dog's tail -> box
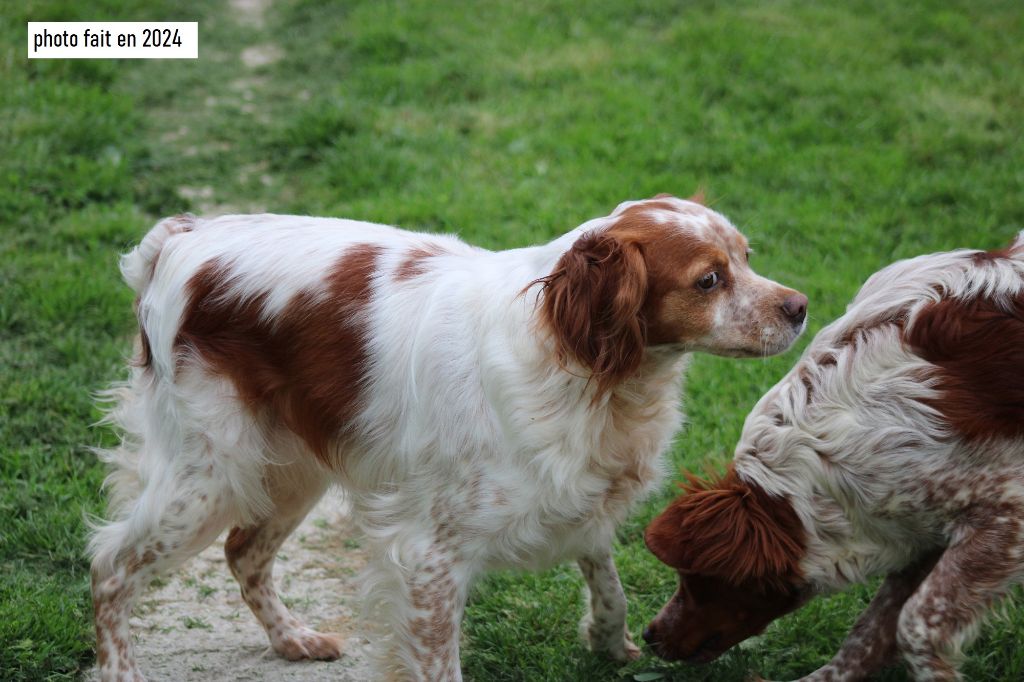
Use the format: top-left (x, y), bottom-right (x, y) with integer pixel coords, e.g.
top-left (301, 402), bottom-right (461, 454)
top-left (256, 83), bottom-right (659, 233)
top-left (90, 214), bottom-right (199, 568)
top-left (120, 214), bottom-right (196, 294)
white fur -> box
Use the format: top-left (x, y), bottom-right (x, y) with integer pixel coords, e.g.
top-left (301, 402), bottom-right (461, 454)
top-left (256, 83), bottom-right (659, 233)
top-left (736, 235), bottom-right (1024, 588)
top-left (733, 234), bottom-right (1024, 680)
top-left (89, 199), bottom-right (795, 681)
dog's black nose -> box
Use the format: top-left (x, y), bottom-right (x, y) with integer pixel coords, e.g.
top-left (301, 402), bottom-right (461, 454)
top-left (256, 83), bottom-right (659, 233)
top-left (781, 293), bottom-right (808, 324)
top-left (642, 627), bottom-right (654, 644)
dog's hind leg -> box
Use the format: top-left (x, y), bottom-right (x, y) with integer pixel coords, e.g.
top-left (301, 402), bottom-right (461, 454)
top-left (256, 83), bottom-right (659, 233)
top-left (89, 454), bottom-right (235, 682)
top-left (224, 460), bottom-right (343, 661)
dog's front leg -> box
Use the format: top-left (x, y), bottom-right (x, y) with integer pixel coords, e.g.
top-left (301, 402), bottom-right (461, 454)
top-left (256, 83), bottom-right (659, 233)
top-left (577, 549), bottom-right (641, 661)
top-left (792, 552), bottom-right (940, 682)
top-left (366, 539), bottom-right (473, 682)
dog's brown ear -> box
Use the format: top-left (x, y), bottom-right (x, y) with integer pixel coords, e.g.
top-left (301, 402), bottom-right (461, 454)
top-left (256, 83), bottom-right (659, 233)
top-left (644, 472), bottom-right (805, 587)
top-left (535, 231), bottom-right (647, 396)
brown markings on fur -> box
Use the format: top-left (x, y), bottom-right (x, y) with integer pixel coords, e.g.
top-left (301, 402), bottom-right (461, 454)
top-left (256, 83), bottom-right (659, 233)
top-left (147, 213), bottom-right (195, 286)
top-left (644, 467), bottom-right (806, 588)
top-left (493, 488), bottom-right (508, 506)
top-left (896, 510), bottom-right (1024, 678)
top-left (903, 292), bottom-right (1024, 442)
top-left (91, 567), bottom-right (135, 674)
top-left (224, 526), bottom-right (255, 558)
top-left (134, 329), bottom-right (153, 369)
top-left (408, 567), bottom-right (460, 676)
top-left (395, 243), bottom-right (446, 281)
top-left (793, 314), bottom-right (909, 409)
top-left (785, 553), bottom-right (940, 680)
top-left (644, 571), bottom-right (804, 663)
top-left (176, 245), bottom-right (382, 463)
top-left (816, 351), bottom-right (838, 367)
top-left (836, 314), bottom-right (907, 348)
top-left (610, 203), bottom-right (726, 348)
top-left (529, 222), bottom-right (650, 396)
top-left (970, 236), bottom-right (1019, 264)
top-left (132, 296), bottom-right (154, 369)
top-left (170, 214), bottom-right (194, 232)
top-left (643, 468), bottom-right (808, 663)
top-left (971, 249), bottom-right (1013, 264)
top-left (629, 199), bottom-right (687, 215)
top-left (125, 548), bottom-right (157, 574)
top-left (798, 366), bottom-right (815, 403)
top-left (652, 190), bottom-right (707, 205)
top-left (154, 213), bottom-right (193, 250)
top-left (528, 200), bottom-right (727, 397)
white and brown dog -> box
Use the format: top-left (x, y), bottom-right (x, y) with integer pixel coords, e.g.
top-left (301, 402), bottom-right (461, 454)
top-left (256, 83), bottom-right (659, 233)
top-left (644, 235), bottom-right (1024, 681)
top-left (88, 195), bottom-right (806, 681)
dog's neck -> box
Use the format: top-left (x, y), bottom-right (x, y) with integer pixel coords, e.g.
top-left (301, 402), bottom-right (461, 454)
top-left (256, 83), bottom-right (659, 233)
top-left (735, 437), bottom-right (937, 593)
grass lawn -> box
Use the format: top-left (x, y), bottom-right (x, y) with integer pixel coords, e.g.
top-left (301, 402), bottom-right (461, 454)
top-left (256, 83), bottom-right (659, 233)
top-left (2, 0), bottom-right (1023, 679)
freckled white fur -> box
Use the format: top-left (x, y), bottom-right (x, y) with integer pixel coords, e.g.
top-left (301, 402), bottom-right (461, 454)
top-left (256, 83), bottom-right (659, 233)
top-left (88, 199), bottom-right (795, 681)
top-left (735, 235), bottom-right (1024, 588)
top-left (731, 234), bottom-right (1024, 681)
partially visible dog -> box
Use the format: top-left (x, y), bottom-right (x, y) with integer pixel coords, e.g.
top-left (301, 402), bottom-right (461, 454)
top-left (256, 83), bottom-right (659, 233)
top-left (643, 234), bottom-right (1024, 681)
top-left (89, 194), bottom-right (806, 681)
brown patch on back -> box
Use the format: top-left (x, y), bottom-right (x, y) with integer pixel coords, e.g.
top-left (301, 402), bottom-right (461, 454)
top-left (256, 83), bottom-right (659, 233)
top-left (970, 234), bottom-right (1020, 264)
top-left (903, 291), bottom-right (1024, 442)
top-left (644, 467), bottom-right (806, 589)
top-left (175, 245), bottom-right (382, 463)
top-left (395, 244), bottom-right (446, 281)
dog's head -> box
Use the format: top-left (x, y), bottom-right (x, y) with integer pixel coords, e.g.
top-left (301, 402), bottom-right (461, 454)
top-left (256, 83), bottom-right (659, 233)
top-left (642, 469), bottom-right (808, 663)
top-left (536, 194), bottom-right (807, 394)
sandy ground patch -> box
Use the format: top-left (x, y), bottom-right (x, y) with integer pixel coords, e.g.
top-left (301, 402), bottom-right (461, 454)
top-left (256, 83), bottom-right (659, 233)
top-left (84, 492), bottom-right (373, 681)
top-left (229, 0), bottom-right (272, 27)
top-left (241, 44), bottom-right (284, 68)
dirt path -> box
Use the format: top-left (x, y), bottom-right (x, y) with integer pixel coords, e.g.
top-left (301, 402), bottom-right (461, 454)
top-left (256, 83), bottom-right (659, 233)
top-left (84, 492), bottom-right (373, 681)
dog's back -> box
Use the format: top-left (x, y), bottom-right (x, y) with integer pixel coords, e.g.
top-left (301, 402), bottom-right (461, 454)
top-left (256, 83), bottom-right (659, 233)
top-left (644, 234), bottom-right (1024, 678)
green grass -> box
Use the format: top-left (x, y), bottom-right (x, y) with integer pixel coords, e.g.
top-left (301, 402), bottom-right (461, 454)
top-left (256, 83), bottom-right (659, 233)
top-left (2, 0), bottom-right (1023, 679)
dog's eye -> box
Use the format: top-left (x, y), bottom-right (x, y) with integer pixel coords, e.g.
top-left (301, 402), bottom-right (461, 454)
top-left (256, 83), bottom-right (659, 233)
top-left (697, 272), bottom-right (720, 290)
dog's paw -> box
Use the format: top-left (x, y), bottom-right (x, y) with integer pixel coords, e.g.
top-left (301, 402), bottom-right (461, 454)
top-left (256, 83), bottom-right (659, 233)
top-left (579, 614), bottom-right (642, 661)
top-left (273, 628), bottom-right (345, 661)
top-left (610, 634), bottom-right (643, 662)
